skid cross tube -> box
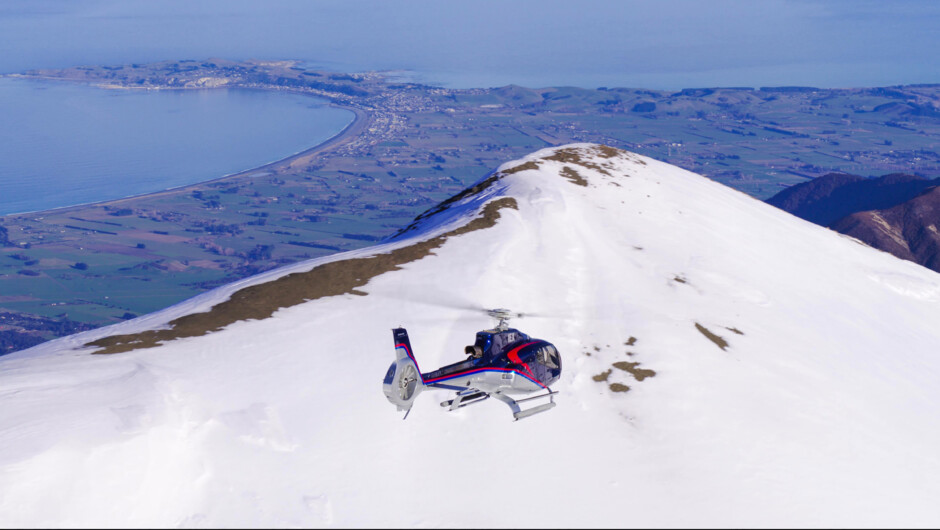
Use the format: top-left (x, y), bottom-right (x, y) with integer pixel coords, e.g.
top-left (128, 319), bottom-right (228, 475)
top-left (442, 389), bottom-right (490, 411)
top-left (511, 389), bottom-right (558, 405)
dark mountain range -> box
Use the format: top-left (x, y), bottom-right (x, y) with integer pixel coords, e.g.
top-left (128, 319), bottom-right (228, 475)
top-left (767, 173), bottom-right (940, 272)
top-left (766, 172), bottom-right (939, 226)
top-left (831, 186), bottom-right (940, 272)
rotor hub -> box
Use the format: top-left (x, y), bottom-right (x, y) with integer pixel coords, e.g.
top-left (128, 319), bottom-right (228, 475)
top-left (487, 308), bottom-right (513, 330)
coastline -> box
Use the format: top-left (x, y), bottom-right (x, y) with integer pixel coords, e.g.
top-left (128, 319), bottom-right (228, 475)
top-left (2, 102), bottom-right (370, 218)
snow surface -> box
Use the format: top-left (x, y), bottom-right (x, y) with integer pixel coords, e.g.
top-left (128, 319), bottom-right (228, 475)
top-left (2, 144), bottom-right (940, 527)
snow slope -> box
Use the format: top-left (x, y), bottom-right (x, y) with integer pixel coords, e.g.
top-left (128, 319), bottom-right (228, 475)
top-left (2, 144), bottom-right (940, 527)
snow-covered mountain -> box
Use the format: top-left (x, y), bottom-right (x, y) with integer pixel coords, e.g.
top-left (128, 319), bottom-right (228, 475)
top-left (2, 144), bottom-right (940, 527)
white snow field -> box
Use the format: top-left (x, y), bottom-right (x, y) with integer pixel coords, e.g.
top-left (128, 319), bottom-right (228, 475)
top-left (2, 144), bottom-right (940, 528)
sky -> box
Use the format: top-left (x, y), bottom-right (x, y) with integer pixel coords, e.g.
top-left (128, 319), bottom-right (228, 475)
top-left (1, 0), bottom-right (938, 88)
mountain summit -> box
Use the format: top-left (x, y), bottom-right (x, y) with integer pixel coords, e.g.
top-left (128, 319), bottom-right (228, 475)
top-left (2, 144), bottom-right (939, 527)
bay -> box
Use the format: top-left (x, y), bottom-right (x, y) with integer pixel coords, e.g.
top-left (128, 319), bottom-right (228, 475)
top-left (0, 78), bottom-right (353, 215)
top-left (0, 0), bottom-right (936, 214)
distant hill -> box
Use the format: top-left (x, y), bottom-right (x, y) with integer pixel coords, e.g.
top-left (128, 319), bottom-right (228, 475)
top-left (766, 172), bottom-right (939, 226)
top-left (832, 186), bottom-right (940, 272)
top-left (767, 173), bottom-right (940, 272)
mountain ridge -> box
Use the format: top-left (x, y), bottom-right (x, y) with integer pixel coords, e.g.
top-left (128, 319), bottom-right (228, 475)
top-left (2, 144), bottom-right (939, 527)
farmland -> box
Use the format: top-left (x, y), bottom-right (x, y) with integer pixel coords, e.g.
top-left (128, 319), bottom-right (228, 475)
top-left (1, 59), bottom-right (938, 351)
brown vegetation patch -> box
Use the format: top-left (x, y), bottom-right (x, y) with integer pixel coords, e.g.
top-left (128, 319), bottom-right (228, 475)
top-left (609, 383), bottom-right (630, 393)
top-left (541, 147), bottom-right (612, 176)
top-left (672, 275), bottom-right (687, 284)
top-left (499, 160), bottom-right (541, 175)
top-left (625, 337), bottom-right (637, 346)
top-left (612, 361), bottom-right (656, 381)
top-left (560, 166), bottom-right (589, 187)
top-left (592, 369), bottom-right (612, 382)
top-left (86, 198), bottom-right (518, 354)
top-left (695, 322), bottom-right (728, 351)
top-left (594, 145), bottom-right (622, 159)
top-left (726, 327), bottom-right (745, 335)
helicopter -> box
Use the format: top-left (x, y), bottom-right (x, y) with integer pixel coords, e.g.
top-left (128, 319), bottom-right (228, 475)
top-left (382, 309), bottom-right (562, 421)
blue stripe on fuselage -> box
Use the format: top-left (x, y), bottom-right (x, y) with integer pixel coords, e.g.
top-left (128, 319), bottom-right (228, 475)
top-left (423, 367), bottom-right (546, 389)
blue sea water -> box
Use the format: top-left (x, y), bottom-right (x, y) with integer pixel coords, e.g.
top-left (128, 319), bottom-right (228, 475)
top-left (1, 0), bottom-right (937, 90)
top-left (0, 79), bottom-right (352, 215)
top-left (0, 0), bottom-right (937, 213)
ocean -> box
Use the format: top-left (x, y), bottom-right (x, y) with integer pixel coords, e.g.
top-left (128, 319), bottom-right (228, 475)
top-left (1, 0), bottom-right (937, 89)
top-left (0, 0), bottom-right (936, 213)
top-left (0, 78), bottom-right (352, 215)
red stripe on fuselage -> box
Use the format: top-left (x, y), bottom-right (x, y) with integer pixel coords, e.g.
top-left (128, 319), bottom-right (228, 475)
top-left (507, 341), bottom-right (539, 381)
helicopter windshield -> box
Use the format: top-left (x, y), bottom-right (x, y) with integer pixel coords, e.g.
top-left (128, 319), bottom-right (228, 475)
top-left (536, 344), bottom-right (560, 369)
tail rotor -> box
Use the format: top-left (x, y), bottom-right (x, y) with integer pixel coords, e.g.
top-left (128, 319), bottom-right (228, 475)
top-left (382, 328), bottom-right (425, 418)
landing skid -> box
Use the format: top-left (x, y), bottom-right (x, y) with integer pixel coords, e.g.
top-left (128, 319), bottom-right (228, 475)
top-left (440, 388), bottom-right (558, 421)
top-left (493, 390), bottom-right (557, 421)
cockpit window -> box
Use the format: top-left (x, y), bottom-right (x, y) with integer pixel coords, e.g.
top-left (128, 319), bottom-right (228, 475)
top-left (537, 345), bottom-right (560, 369)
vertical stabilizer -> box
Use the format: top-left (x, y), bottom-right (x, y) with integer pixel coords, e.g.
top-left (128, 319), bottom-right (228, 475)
top-left (384, 328), bottom-right (424, 415)
top-left (393, 327), bottom-right (419, 367)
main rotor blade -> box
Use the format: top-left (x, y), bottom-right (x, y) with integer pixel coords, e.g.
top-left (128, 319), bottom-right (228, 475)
top-left (363, 284), bottom-right (578, 321)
